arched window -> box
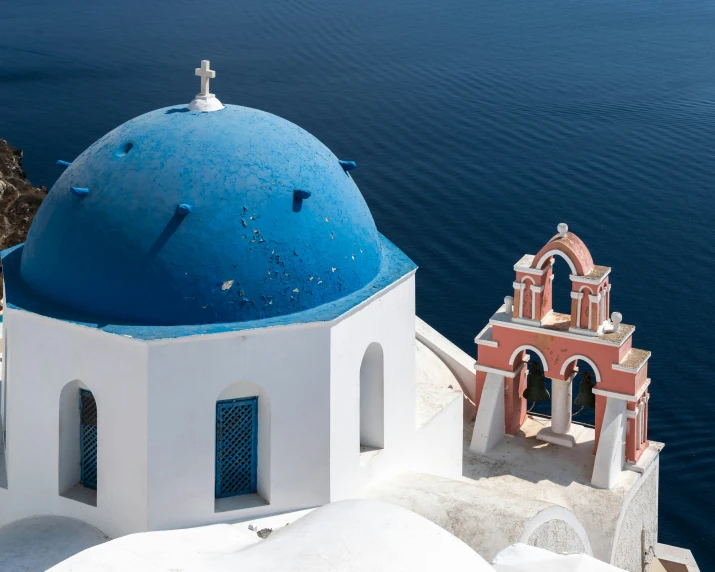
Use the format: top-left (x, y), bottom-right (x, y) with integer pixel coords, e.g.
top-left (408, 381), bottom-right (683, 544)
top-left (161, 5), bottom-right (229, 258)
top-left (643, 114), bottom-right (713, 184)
top-left (214, 380), bottom-right (268, 511)
top-left (360, 343), bottom-right (384, 451)
top-left (58, 381), bottom-right (97, 506)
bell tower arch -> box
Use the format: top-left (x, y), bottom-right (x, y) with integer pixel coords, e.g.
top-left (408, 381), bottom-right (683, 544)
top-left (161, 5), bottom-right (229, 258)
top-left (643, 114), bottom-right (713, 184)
top-left (509, 223), bottom-right (613, 336)
top-left (471, 224), bottom-right (652, 490)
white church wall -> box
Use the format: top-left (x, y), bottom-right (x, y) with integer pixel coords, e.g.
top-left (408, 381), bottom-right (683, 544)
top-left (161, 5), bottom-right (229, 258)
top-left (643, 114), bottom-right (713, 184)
top-left (0, 270), bottom-right (462, 538)
top-left (1, 314), bottom-right (8, 490)
top-left (1, 313), bottom-right (7, 442)
top-left (144, 323), bottom-right (332, 530)
top-left (611, 458), bottom-right (659, 572)
top-left (0, 308), bottom-right (149, 539)
top-left (328, 274), bottom-right (418, 499)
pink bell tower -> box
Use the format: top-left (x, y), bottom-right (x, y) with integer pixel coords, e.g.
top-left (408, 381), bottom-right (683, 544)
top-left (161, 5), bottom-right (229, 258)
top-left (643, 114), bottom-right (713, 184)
top-left (471, 224), bottom-right (651, 489)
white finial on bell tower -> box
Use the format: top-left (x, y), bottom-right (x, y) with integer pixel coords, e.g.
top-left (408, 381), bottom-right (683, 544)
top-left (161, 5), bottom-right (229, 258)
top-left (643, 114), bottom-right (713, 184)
top-left (189, 60), bottom-right (225, 112)
top-left (557, 223), bottom-right (568, 238)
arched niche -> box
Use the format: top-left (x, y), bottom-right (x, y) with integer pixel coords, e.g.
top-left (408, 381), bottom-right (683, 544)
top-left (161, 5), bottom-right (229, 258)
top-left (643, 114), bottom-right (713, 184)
top-left (520, 276), bottom-right (536, 319)
top-left (58, 379), bottom-right (97, 506)
top-left (360, 342), bottom-right (385, 450)
top-left (215, 380), bottom-right (270, 508)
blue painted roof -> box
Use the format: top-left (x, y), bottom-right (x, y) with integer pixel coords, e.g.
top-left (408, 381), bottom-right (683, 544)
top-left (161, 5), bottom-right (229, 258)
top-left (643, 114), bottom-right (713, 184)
top-left (2, 236), bottom-right (416, 340)
top-left (19, 104), bottom-right (390, 326)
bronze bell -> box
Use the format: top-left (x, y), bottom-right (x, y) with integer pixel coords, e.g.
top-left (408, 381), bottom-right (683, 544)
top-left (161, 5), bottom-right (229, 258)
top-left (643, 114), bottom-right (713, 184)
top-left (574, 371), bottom-right (596, 409)
top-left (523, 362), bottom-right (550, 402)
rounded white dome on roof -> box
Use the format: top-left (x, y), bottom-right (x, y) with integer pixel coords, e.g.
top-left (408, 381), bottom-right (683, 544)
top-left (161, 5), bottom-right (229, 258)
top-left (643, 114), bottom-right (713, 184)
top-left (49, 500), bottom-right (494, 572)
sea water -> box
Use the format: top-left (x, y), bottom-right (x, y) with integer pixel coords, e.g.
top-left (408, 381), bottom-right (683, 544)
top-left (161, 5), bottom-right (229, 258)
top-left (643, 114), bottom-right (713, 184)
top-left (1, 0), bottom-right (713, 565)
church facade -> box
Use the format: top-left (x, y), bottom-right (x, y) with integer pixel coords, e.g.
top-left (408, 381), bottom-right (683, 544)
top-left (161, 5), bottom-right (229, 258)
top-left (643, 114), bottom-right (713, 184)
top-left (0, 61), bottom-right (682, 571)
top-left (0, 62), bottom-right (462, 538)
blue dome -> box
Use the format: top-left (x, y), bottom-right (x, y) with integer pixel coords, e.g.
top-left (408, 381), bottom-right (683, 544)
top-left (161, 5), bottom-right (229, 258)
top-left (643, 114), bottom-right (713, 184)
top-left (19, 104), bottom-right (382, 325)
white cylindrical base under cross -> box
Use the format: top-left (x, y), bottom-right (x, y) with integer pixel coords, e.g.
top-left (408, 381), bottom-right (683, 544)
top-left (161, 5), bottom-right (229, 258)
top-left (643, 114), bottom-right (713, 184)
top-left (550, 378), bottom-right (573, 435)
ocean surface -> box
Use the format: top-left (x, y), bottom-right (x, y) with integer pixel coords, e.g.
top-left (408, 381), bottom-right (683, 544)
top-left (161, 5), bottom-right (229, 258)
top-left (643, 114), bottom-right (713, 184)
top-left (1, 0), bottom-right (714, 565)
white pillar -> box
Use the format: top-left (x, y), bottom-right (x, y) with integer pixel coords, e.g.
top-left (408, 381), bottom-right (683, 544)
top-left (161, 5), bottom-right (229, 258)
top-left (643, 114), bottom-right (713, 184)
top-left (470, 372), bottom-right (505, 455)
top-left (550, 378), bottom-right (573, 435)
top-left (592, 396), bottom-right (627, 489)
top-left (536, 371), bottom-right (578, 447)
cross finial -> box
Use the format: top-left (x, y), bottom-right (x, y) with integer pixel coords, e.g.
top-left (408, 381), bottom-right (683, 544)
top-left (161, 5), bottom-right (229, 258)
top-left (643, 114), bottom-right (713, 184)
top-left (188, 59), bottom-right (224, 112)
top-left (195, 60), bottom-right (216, 96)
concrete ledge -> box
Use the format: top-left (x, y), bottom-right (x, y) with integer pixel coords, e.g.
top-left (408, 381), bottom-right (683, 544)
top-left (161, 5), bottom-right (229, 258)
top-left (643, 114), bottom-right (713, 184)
top-left (625, 440), bottom-right (663, 475)
top-left (654, 543), bottom-right (700, 572)
top-left (60, 484), bottom-right (97, 508)
top-left (214, 493), bottom-right (268, 514)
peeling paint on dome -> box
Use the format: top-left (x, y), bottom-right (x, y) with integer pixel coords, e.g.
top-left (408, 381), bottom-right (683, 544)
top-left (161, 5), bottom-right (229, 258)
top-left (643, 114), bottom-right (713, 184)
top-left (19, 104), bottom-right (385, 326)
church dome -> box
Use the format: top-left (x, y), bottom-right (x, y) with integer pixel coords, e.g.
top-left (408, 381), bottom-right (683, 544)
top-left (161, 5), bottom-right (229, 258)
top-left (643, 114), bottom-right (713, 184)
top-left (19, 104), bottom-right (382, 325)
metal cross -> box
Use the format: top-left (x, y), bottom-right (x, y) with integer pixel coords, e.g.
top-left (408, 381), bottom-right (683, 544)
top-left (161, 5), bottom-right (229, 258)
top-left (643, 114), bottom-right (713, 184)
top-left (195, 60), bottom-right (216, 96)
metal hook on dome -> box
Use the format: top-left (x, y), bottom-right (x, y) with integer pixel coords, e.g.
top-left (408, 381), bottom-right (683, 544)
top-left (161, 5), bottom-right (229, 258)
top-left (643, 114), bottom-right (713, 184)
top-left (176, 203), bottom-right (193, 216)
top-left (293, 189), bottom-right (312, 212)
top-left (70, 187), bottom-right (90, 197)
top-left (339, 160), bottom-right (357, 173)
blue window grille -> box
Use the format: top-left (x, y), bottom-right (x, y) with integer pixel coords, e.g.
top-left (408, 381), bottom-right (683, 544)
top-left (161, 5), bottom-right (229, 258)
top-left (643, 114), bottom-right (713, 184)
top-left (79, 389), bottom-right (97, 489)
top-left (215, 397), bottom-right (258, 498)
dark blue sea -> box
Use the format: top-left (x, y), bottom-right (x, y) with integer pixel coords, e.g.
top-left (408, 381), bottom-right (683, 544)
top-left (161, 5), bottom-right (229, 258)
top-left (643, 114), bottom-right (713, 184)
top-left (1, 0), bottom-right (714, 566)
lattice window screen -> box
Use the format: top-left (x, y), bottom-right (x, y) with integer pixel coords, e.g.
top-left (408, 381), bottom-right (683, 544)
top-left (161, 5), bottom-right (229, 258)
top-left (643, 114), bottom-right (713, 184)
top-left (215, 397), bottom-right (258, 497)
top-left (80, 389), bottom-right (98, 490)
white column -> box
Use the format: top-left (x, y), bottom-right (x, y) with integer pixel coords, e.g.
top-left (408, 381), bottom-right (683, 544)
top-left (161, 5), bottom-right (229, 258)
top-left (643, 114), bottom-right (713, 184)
top-left (536, 371), bottom-right (578, 447)
top-left (470, 372), bottom-right (505, 455)
top-left (576, 292), bottom-right (584, 328)
top-left (588, 294), bottom-right (601, 329)
top-left (592, 396), bottom-right (627, 489)
top-left (550, 378), bottom-right (573, 435)
top-left (513, 282), bottom-right (525, 318)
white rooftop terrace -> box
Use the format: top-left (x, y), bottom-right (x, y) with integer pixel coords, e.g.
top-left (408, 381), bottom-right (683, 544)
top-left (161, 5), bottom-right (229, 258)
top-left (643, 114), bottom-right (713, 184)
top-left (369, 415), bottom-right (663, 568)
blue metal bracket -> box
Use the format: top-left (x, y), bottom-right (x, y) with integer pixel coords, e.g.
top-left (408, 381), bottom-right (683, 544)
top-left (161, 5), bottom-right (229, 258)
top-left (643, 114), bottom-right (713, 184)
top-left (57, 160), bottom-right (72, 168)
top-left (70, 187), bottom-right (90, 197)
top-left (339, 160), bottom-right (357, 172)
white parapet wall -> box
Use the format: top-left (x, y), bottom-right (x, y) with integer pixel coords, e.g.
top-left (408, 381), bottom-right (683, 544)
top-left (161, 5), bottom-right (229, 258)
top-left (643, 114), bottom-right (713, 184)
top-left (415, 316), bottom-right (477, 417)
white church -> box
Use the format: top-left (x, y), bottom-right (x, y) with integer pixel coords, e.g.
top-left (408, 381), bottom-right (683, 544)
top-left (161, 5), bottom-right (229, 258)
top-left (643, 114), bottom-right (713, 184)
top-left (0, 62), bottom-right (698, 572)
